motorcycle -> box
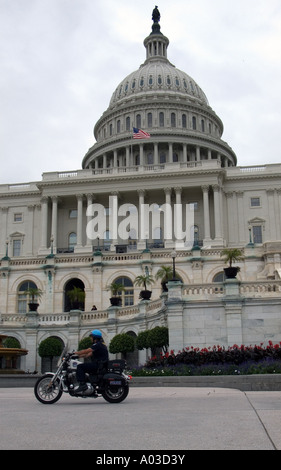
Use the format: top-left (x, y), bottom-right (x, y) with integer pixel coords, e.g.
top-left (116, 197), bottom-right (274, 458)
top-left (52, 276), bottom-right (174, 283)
top-left (34, 348), bottom-right (131, 404)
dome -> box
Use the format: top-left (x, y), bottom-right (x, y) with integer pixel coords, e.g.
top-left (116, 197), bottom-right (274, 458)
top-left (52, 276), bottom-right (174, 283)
top-left (109, 60), bottom-right (209, 110)
top-left (108, 20), bottom-right (209, 110)
top-left (82, 8), bottom-right (237, 171)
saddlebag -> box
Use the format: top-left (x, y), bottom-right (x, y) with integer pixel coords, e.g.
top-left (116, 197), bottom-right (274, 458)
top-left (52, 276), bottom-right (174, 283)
top-left (103, 372), bottom-right (127, 387)
top-left (107, 359), bottom-right (126, 373)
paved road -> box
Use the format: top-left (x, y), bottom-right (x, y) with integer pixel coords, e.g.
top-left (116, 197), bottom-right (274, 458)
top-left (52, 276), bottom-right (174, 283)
top-left (0, 387), bottom-right (280, 450)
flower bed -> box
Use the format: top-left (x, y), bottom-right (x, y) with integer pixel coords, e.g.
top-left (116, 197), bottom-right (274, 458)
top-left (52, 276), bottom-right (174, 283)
top-left (131, 342), bottom-right (281, 376)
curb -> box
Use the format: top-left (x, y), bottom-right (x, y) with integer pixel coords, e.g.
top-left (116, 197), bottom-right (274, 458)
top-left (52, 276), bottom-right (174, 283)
top-left (1, 373), bottom-right (281, 391)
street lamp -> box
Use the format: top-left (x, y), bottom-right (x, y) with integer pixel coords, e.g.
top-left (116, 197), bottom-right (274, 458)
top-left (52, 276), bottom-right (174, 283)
top-left (170, 250), bottom-right (177, 281)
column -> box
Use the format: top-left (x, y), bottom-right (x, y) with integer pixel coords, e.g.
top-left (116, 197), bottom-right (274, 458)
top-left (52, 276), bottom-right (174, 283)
top-left (267, 189), bottom-right (277, 240)
top-left (139, 144), bottom-right (144, 166)
top-left (196, 146), bottom-right (201, 162)
top-left (154, 143), bottom-right (159, 165)
top-left (86, 194), bottom-right (93, 247)
top-left (0, 208), bottom-right (8, 257)
top-left (168, 143), bottom-right (173, 163)
top-left (76, 194), bottom-right (83, 248)
top-left (137, 189), bottom-right (146, 250)
top-left (164, 188), bottom-right (173, 247)
top-left (110, 191), bottom-right (119, 250)
top-left (103, 154), bottom-right (107, 169)
top-left (26, 205), bottom-right (35, 256)
top-left (51, 196), bottom-right (58, 252)
top-left (40, 197), bottom-right (49, 252)
top-left (174, 187), bottom-right (184, 247)
top-left (202, 185), bottom-right (211, 243)
top-left (225, 192), bottom-right (235, 245)
top-left (237, 191), bottom-right (246, 244)
top-left (212, 185), bottom-right (223, 245)
top-left (183, 144), bottom-right (187, 163)
top-left (126, 146), bottom-right (130, 168)
top-left (113, 150), bottom-right (118, 167)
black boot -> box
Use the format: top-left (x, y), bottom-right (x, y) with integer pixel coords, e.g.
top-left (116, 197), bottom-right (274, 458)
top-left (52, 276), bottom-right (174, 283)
top-left (75, 382), bottom-right (87, 393)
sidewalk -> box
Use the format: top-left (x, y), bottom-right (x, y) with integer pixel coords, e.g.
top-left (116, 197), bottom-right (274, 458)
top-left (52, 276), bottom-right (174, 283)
top-left (0, 387), bottom-right (280, 450)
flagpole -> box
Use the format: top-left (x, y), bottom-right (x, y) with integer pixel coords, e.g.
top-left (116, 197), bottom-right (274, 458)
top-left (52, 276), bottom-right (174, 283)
top-left (131, 125), bottom-right (134, 166)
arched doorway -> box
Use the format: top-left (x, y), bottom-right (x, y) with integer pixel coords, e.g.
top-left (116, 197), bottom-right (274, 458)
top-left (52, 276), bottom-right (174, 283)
top-left (123, 331), bottom-right (138, 367)
top-left (64, 278), bottom-right (85, 312)
top-left (40, 336), bottom-right (65, 373)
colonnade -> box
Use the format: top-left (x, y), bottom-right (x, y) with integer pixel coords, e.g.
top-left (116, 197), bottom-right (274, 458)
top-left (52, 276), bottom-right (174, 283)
top-left (39, 184), bottom-right (224, 254)
top-left (86, 141), bottom-right (233, 171)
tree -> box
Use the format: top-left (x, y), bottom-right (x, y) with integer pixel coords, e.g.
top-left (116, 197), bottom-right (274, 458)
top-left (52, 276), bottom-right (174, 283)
top-left (3, 337), bottom-right (21, 349)
top-left (136, 330), bottom-right (150, 351)
top-left (147, 326), bottom-right (169, 354)
top-left (155, 266), bottom-right (180, 291)
top-left (24, 287), bottom-right (43, 303)
top-left (38, 337), bottom-right (63, 372)
top-left (136, 327), bottom-right (169, 355)
top-left (78, 337), bottom-right (92, 350)
top-left (66, 286), bottom-right (85, 310)
top-left (134, 274), bottom-right (154, 291)
top-left (109, 333), bottom-right (135, 358)
top-left (220, 248), bottom-right (244, 268)
top-left (107, 282), bottom-right (125, 297)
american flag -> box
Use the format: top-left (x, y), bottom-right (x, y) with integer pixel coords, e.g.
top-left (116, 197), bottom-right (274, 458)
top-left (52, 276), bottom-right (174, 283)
top-left (133, 127), bottom-right (151, 139)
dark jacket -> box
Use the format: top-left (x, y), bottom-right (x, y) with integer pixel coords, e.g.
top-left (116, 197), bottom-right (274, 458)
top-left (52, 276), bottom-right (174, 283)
top-left (91, 341), bottom-right (108, 363)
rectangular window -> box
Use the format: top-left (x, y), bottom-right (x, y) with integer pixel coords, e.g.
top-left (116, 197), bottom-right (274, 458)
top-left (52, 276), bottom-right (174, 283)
top-left (251, 197), bottom-right (261, 207)
top-left (69, 209), bottom-right (77, 218)
top-left (253, 225), bottom-right (262, 243)
top-left (13, 240), bottom-right (21, 257)
top-left (14, 213), bottom-right (23, 222)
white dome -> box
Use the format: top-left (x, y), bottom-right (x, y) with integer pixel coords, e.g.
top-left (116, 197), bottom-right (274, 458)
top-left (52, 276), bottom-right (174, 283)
top-left (109, 60), bottom-right (209, 109)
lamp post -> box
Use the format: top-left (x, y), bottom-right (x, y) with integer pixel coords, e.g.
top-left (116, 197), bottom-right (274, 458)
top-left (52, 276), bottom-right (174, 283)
top-left (247, 225), bottom-right (254, 247)
top-left (171, 250), bottom-right (177, 281)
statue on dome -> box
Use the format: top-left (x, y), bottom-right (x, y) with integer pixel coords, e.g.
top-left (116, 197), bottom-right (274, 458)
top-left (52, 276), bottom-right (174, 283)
top-left (152, 6), bottom-right (160, 24)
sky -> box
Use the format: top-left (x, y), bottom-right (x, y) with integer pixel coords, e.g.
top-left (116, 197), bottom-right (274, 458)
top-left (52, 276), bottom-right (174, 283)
top-left (0, 0), bottom-right (281, 184)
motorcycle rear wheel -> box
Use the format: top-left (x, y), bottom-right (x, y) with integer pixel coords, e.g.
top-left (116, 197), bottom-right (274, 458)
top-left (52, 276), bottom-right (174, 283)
top-left (102, 383), bottom-right (129, 403)
top-left (34, 373), bottom-right (63, 404)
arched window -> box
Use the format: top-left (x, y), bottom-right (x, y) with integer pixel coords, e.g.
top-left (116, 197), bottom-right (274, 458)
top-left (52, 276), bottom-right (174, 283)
top-left (171, 113), bottom-right (176, 128)
top-left (136, 114), bottom-right (141, 128)
top-left (159, 112), bottom-right (164, 127)
top-left (68, 232), bottom-right (76, 252)
top-left (126, 116), bottom-right (130, 131)
top-left (182, 114), bottom-right (187, 128)
top-left (147, 113), bottom-right (153, 128)
top-left (64, 278), bottom-right (85, 312)
top-left (213, 272), bottom-right (225, 283)
top-left (117, 120), bottom-right (121, 133)
top-left (114, 277), bottom-right (134, 306)
top-left (18, 280), bottom-right (38, 313)
top-left (192, 116), bottom-right (197, 130)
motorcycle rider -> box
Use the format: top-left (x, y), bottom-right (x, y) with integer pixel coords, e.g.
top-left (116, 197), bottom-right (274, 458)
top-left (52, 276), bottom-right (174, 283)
top-left (74, 329), bottom-right (109, 393)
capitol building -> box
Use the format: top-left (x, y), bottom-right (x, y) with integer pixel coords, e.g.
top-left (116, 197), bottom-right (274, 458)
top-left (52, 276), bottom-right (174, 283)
top-left (1, 8), bottom-right (281, 371)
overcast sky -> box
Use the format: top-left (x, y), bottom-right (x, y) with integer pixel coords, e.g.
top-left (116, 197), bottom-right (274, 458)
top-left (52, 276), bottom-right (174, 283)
top-left (1, 0), bottom-right (281, 184)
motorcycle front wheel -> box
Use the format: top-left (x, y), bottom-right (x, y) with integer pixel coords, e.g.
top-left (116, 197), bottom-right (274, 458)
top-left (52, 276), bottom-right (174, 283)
top-left (102, 383), bottom-right (129, 403)
top-left (34, 373), bottom-right (63, 404)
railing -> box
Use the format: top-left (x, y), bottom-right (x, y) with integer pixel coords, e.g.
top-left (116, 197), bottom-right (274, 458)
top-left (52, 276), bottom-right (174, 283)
top-left (0, 298), bottom-right (165, 327)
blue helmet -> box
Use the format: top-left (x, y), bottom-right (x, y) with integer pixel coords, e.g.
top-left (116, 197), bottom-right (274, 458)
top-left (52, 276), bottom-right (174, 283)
top-left (90, 329), bottom-right (102, 339)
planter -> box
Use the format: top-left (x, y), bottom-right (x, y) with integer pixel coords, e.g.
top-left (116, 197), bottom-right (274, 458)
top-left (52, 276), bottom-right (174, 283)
top-left (224, 267), bottom-right (239, 279)
top-left (139, 290), bottom-right (152, 300)
top-left (110, 297), bottom-right (122, 306)
top-left (28, 303), bottom-right (39, 312)
top-left (161, 281), bottom-right (168, 292)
